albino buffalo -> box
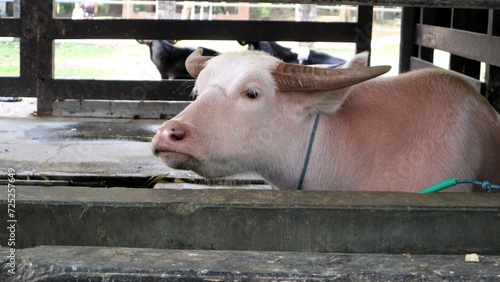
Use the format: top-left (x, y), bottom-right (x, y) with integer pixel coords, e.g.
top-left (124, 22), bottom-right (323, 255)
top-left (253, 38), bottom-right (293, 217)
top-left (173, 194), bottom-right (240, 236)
top-left (152, 49), bottom-right (500, 192)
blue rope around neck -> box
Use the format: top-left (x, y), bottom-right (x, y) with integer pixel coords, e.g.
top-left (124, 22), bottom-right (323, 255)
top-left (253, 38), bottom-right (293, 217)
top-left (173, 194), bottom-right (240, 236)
top-left (456, 179), bottom-right (500, 192)
top-left (298, 112), bottom-right (320, 190)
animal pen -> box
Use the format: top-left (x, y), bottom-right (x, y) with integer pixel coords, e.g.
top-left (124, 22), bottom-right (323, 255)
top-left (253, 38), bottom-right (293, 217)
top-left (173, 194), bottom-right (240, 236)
top-left (0, 0), bottom-right (500, 280)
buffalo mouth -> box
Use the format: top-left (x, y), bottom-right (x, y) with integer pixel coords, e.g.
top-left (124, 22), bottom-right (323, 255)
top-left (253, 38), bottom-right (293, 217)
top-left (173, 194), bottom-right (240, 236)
top-left (154, 149), bottom-right (234, 179)
top-left (154, 149), bottom-right (200, 170)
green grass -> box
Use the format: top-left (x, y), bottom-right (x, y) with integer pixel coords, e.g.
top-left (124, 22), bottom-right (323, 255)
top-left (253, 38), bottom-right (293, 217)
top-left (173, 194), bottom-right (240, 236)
top-left (0, 39), bottom-right (156, 80)
top-left (0, 41), bottom-right (19, 62)
top-left (55, 42), bottom-right (118, 59)
top-left (0, 66), bottom-right (19, 76)
top-left (55, 43), bottom-right (156, 80)
top-left (0, 41), bottom-right (20, 76)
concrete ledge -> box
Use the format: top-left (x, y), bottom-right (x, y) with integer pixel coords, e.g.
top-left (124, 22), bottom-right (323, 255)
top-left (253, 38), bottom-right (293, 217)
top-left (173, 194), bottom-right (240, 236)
top-left (1, 246), bottom-right (499, 281)
top-left (52, 100), bottom-right (190, 119)
top-left (1, 186), bottom-right (499, 254)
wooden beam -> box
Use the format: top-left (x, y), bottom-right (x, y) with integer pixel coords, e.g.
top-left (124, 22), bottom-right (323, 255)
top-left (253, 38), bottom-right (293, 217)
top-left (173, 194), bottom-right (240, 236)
top-left (46, 20), bottom-right (360, 43)
top-left (416, 24), bottom-right (500, 67)
top-left (2, 186), bottom-right (500, 254)
top-left (4, 246), bottom-right (500, 281)
top-left (46, 79), bottom-right (195, 101)
top-left (0, 19), bottom-right (21, 37)
top-left (399, 7), bottom-right (417, 73)
top-left (0, 78), bottom-right (35, 97)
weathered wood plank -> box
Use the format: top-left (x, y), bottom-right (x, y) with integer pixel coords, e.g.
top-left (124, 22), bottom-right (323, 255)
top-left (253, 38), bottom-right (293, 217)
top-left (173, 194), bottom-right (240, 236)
top-left (52, 100), bottom-right (190, 119)
top-left (0, 19), bottom-right (21, 37)
top-left (398, 7), bottom-right (417, 73)
top-left (20, 0), bottom-right (54, 115)
top-left (0, 78), bottom-right (35, 97)
top-left (416, 24), bottom-right (500, 67)
top-left (46, 79), bottom-right (195, 101)
top-left (154, 182), bottom-right (273, 190)
top-left (2, 246), bottom-right (499, 281)
top-left (47, 20), bottom-right (360, 43)
top-left (1, 186), bottom-right (499, 254)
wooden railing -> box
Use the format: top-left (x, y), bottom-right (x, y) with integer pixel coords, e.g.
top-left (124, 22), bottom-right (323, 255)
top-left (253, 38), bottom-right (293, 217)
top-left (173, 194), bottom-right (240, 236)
top-left (399, 7), bottom-right (500, 110)
top-left (0, 0), bottom-right (374, 115)
top-left (0, 0), bottom-right (499, 115)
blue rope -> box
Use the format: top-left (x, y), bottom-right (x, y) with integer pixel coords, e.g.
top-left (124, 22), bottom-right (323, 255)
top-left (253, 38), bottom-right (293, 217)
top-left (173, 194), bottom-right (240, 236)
top-left (419, 178), bottom-right (500, 193)
top-left (456, 179), bottom-right (500, 192)
top-left (298, 112), bottom-right (320, 190)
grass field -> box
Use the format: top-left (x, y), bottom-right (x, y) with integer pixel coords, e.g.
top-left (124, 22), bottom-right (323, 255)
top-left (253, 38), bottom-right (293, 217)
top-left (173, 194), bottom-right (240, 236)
top-left (0, 20), bottom-right (402, 80)
top-left (0, 41), bottom-right (19, 77)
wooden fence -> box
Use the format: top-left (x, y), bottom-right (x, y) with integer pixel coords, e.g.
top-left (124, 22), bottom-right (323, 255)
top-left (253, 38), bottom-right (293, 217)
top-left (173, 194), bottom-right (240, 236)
top-left (0, 0), bottom-right (499, 115)
top-left (400, 7), bottom-right (500, 110)
top-left (0, 0), bottom-right (373, 115)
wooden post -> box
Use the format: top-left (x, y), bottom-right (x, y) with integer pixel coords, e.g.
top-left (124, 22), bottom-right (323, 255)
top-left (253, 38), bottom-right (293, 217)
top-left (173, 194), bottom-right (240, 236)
top-left (449, 9), bottom-right (488, 79)
top-left (21, 0), bottom-right (54, 116)
top-left (399, 7), bottom-right (417, 73)
top-left (486, 9), bottom-right (500, 111)
top-left (354, 6), bottom-right (373, 57)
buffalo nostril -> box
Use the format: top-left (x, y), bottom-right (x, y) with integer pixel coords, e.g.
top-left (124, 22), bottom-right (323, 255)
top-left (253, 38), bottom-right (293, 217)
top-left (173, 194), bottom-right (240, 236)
top-left (170, 128), bottom-right (187, 141)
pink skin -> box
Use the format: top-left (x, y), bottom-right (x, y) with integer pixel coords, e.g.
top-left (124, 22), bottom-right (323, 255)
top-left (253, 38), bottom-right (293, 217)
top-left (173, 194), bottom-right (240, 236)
top-left (152, 51), bottom-right (500, 192)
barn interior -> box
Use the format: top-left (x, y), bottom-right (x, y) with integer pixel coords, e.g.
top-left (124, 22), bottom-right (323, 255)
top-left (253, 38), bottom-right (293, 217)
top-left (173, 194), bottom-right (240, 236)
top-left (1, 0), bottom-right (500, 280)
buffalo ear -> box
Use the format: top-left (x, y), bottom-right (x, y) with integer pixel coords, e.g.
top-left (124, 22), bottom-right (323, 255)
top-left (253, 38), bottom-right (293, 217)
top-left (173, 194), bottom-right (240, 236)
top-left (185, 48), bottom-right (213, 78)
top-left (311, 88), bottom-right (351, 115)
top-left (342, 51), bottom-right (369, 68)
top-left (285, 86), bottom-right (352, 116)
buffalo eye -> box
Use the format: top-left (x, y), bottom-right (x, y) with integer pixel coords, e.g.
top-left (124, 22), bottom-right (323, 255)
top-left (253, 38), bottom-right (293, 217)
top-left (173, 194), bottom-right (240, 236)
top-left (246, 89), bottom-right (259, 99)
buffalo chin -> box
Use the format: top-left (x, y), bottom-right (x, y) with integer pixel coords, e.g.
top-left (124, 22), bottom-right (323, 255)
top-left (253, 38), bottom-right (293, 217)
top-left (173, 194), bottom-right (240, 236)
top-left (159, 152), bottom-right (232, 179)
top-left (159, 152), bottom-right (197, 170)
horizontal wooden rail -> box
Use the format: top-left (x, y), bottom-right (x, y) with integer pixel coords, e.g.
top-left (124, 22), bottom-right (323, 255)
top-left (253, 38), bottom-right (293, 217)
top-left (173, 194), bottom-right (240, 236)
top-left (47, 79), bottom-right (195, 101)
top-left (2, 246), bottom-right (500, 281)
top-left (416, 24), bottom-right (500, 67)
top-left (46, 20), bottom-right (361, 42)
top-left (1, 186), bottom-right (499, 254)
top-left (0, 19), bottom-right (21, 37)
top-left (0, 78), bottom-right (33, 97)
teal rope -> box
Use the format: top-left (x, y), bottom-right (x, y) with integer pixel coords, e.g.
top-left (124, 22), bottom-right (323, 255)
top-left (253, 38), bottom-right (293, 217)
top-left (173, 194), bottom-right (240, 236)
top-left (419, 178), bottom-right (500, 193)
top-left (298, 112), bottom-right (320, 190)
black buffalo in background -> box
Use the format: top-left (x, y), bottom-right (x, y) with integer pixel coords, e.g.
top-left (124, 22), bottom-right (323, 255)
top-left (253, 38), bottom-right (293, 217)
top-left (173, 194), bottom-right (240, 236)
top-left (238, 41), bottom-right (346, 68)
top-left (138, 40), bottom-right (219, 80)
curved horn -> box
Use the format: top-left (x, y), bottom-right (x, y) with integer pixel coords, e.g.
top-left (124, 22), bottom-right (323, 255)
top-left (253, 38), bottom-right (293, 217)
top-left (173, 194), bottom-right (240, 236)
top-left (185, 48), bottom-right (213, 78)
top-left (271, 63), bottom-right (391, 91)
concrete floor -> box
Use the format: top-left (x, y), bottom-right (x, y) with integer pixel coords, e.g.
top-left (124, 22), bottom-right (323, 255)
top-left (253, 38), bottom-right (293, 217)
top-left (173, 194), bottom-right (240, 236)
top-left (0, 116), bottom-right (166, 176)
top-left (0, 98), bottom-right (192, 179)
top-left (0, 98), bottom-right (266, 186)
